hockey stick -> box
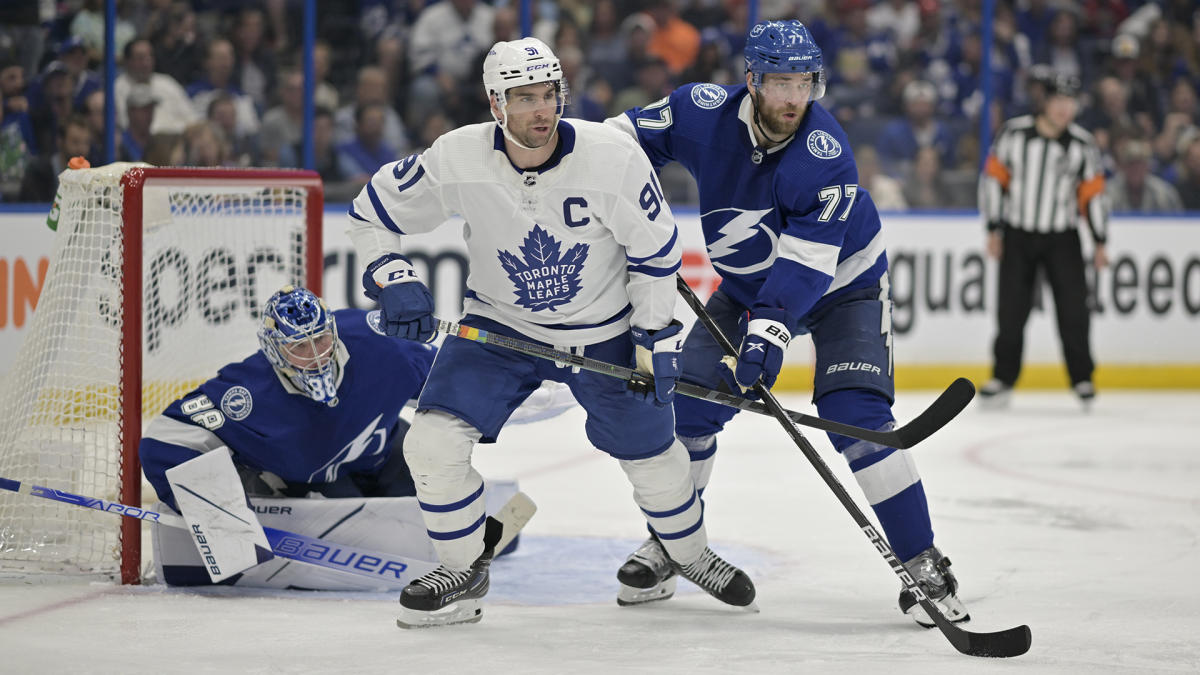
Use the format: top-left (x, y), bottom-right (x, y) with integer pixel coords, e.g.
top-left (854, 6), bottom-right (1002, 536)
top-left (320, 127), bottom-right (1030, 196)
top-left (433, 320), bottom-right (963, 449)
top-left (674, 276), bottom-right (1031, 658)
top-left (0, 477), bottom-right (530, 585)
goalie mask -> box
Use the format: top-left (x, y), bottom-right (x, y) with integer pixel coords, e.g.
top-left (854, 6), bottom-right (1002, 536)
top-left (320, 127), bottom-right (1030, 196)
top-left (744, 20), bottom-right (826, 101)
top-left (482, 37), bottom-right (568, 150)
top-left (257, 286), bottom-right (342, 407)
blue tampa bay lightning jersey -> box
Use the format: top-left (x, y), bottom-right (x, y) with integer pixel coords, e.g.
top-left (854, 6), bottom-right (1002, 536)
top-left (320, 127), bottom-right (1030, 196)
top-left (611, 83), bottom-right (888, 325)
top-left (140, 309), bottom-right (436, 510)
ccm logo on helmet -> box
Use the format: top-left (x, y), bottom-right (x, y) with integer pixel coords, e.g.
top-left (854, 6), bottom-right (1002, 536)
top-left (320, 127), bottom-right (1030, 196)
top-left (527, 64), bottom-right (549, 71)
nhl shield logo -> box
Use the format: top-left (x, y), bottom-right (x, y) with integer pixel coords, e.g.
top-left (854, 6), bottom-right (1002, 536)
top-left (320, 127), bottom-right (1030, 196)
top-left (691, 83), bottom-right (727, 110)
top-left (498, 225), bottom-right (589, 312)
top-left (220, 386), bottom-right (253, 420)
top-left (806, 130), bottom-right (842, 159)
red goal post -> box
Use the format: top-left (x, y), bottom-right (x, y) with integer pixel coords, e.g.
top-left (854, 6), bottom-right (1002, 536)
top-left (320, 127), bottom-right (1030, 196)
top-left (0, 165), bottom-right (323, 584)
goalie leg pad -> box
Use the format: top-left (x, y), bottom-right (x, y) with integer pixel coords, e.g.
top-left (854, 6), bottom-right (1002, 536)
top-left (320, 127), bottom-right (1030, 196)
top-left (165, 447), bottom-right (271, 583)
top-left (618, 439), bottom-right (706, 566)
top-left (404, 409), bottom-right (487, 570)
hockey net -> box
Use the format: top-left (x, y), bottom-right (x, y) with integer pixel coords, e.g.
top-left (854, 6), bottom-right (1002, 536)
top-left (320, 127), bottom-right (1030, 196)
top-left (0, 164), bottom-right (323, 583)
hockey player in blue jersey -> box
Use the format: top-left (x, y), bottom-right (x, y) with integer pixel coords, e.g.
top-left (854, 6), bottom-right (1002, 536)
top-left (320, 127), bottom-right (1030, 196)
top-left (607, 20), bottom-right (969, 627)
top-left (347, 37), bottom-right (756, 628)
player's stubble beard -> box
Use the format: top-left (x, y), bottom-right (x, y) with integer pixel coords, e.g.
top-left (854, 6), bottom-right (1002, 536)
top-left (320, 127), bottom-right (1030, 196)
top-left (758, 99), bottom-right (805, 140)
top-left (511, 109), bottom-right (557, 150)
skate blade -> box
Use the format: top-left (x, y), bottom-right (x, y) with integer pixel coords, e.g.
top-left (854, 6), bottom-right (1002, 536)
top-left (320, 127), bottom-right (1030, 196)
top-left (396, 599), bottom-right (483, 629)
top-left (740, 601), bottom-right (760, 613)
top-left (616, 577), bottom-right (677, 606)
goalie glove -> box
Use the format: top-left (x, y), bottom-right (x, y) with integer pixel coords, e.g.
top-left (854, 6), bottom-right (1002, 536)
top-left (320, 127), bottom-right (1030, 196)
top-left (734, 308), bottom-right (793, 390)
top-left (362, 253), bottom-right (435, 342)
top-left (630, 319), bottom-right (684, 406)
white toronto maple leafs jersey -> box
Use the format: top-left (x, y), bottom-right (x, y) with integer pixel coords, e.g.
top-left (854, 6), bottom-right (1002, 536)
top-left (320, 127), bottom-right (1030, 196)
top-left (347, 119), bottom-right (681, 346)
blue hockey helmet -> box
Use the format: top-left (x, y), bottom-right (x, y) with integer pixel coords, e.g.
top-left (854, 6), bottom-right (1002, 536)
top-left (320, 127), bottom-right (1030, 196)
top-left (257, 285), bottom-right (341, 406)
top-left (744, 20), bottom-right (826, 100)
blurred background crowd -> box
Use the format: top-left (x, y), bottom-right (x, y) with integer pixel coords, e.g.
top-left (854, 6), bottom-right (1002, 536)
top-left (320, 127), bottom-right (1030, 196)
top-left (1, 0), bottom-right (1198, 210)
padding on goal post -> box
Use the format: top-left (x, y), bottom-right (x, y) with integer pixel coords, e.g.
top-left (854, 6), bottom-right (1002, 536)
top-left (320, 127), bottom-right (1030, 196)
top-left (0, 164), bottom-right (323, 583)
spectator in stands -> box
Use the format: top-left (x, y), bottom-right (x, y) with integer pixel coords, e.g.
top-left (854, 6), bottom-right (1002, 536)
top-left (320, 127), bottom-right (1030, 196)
top-left (187, 38), bottom-right (260, 138)
top-left (231, 6), bottom-right (277, 111)
top-left (1079, 76), bottom-right (1146, 161)
top-left (412, 111), bottom-right (451, 155)
top-left (406, 0), bottom-right (494, 125)
top-left (207, 92), bottom-right (259, 167)
top-left (152, 1), bottom-right (204, 87)
top-left (903, 146), bottom-right (969, 209)
top-left (867, 0), bottom-right (921, 51)
top-left (182, 120), bottom-right (230, 168)
top-left (643, 0), bottom-right (701, 77)
top-left (585, 0), bottom-right (630, 91)
top-left (1107, 33), bottom-right (1162, 130)
top-left (1174, 131), bottom-right (1200, 210)
top-left (0, 87), bottom-right (29, 200)
top-left (56, 36), bottom-right (102, 110)
top-left (118, 85), bottom-right (158, 163)
top-left (30, 62), bottom-right (74, 161)
top-left (0, 57), bottom-right (35, 155)
top-left (1154, 78), bottom-right (1199, 167)
top-left (611, 57), bottom-right (672, 118)
top-left (143, 131), bottom-right (184, 167)
top-left (70, 0), bottom-right (136, 67)
top-left (681, 28), bottom-right (737, 86)
top-left (1032, 10), bottom-right (1087, 85)
top-left (80, 89), bottom-right (107, 165)
top-left (260, 68), bottom-right (303, 166)
top-left (337, 102), bottom-right (396, 185)
top-left (19, 113), bottom-right (91, 202)
top-left (1107, 136), bottom-right (1184, 213)
top-left (279, 106), bottom-right (355, 200)
top-left (876, 80), bottom-right (957, 177)
top-left (116, 38), bottom-right (198, 136)
top-left (311, 40), bottom-right (338, 113)
top-left (559, 46), bottom-right (606, 123)
top-left (855, 145), bottom-right (906, 210)
top-left (335, 66), bottom-right (409, 157)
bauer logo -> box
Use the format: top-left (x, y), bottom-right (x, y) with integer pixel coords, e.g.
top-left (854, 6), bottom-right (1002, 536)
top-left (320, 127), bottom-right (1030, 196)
top-left (220, 386), bottom-right (253, 420)
top-left (807, 130), bottom-right (842, 159)
top-left (691, 83), bottom-right (727, 109)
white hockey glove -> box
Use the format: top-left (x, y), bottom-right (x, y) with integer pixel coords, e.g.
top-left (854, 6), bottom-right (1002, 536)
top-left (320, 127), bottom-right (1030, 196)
top-left (362, 253), bottom-right (435, 342)
top-left (630, 319), bottom-right (684, 406)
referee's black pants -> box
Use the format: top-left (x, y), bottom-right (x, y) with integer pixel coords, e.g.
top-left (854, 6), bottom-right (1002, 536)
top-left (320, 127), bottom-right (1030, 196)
top-left (992, 227), bottom-right (1094, 387)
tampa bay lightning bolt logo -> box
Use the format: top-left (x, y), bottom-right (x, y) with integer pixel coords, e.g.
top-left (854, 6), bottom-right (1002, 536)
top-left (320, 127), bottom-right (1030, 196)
top-left (691, 83), bottom-right (727, 109)
top-left (701, 207), bottom-right (777, 275)
top-left (220, 386), bottom-right (253, 420)
top-left (498, 225), bottom-right (589, 311)
top-left (366, 309), bottom-right (385, 335)
top-left (807, 130), bottom-right (842, 159)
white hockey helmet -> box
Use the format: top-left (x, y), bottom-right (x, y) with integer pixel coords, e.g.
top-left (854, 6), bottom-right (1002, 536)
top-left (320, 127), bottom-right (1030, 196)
top-left (482, 38), bottom-right (567, 145)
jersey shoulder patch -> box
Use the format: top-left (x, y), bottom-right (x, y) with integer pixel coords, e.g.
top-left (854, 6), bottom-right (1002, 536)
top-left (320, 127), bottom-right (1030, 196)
top-left (689, 83), bottom-right (728, 110)
top-left (806, 129), bottom-right (843, 159)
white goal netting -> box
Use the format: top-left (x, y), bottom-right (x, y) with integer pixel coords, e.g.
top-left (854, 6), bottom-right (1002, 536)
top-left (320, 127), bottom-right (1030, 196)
top-left (0, 164), bottom-right (321, 582)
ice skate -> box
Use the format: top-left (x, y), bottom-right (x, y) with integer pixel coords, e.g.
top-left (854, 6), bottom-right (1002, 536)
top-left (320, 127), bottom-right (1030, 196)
top-left (673, 547), bottom-right (757, 610)
top-left (616, 536), bottom-right (677, 606)
top-left (897, 546), bottom-right (970, 628)
top-left (397, 518), bottom-right (501, 628)
top-left (1073, 381), bottom-right (1095, 412)
top-left (977, 379), bottom-right (1012, 410)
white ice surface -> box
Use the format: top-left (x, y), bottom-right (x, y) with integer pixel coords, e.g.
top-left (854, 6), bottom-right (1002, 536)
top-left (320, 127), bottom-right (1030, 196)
top-left (2, 390), bottom-right (1198, 674)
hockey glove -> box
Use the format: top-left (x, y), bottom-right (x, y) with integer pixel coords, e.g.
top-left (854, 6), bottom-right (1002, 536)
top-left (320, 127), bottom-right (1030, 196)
top-left (734, 308), bottom-right (793, 391)
top-left (630, 319), bottom-right (685, 406)
top-left (362, 253), bottom-right (435, 342)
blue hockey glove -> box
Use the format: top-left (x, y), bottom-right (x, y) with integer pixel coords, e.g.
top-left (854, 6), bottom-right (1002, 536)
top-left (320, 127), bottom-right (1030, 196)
top-left (362, 253), bottom-right (435, 342)
top-left (630, 319), bottom-right (685, 406)
top-left (734, 308), bottom-right (793, 390)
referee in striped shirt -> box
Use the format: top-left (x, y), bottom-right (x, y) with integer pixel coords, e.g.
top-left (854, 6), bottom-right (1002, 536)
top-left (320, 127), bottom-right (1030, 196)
top-left (977, 73), bottom-right (1110, 408)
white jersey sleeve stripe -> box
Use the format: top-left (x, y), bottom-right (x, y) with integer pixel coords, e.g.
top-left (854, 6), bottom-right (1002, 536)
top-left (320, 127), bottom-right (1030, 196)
top-left (143, 415), bottom-right (227, 453)
top-left (626, 228), bottom-right (678, 264)
top-left (627, 259), bottom-right (681, 277)
top-left (777, 233), bottom-right (839, 278)
top-left (365, 180), bottom-right (405, 234)
top-left (827, 229), bottom-right (885, 295)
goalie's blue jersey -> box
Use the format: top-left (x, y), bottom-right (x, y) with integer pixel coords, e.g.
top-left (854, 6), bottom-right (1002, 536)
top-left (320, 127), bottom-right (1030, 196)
top-left (614, 83), bottom-right (888, 325)
top-left (140, 309), bottom-right (436, 510)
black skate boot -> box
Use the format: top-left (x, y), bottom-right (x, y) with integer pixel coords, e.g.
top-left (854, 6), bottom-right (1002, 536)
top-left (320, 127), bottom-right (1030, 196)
top-left (672, 547), bottom-right (757, 610)
top-left (397, 517), bottom-right (502, 629)
top-left (616, 535), bottom-right (677, 606)
top-left (897, 546), bottom-right (970, 628)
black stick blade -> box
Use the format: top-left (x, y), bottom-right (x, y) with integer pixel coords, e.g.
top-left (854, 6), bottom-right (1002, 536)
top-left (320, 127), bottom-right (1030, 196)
top-left (893, 377), bottom-right (976, 448)
top-left (949, 623), bottom-right (1033, 658)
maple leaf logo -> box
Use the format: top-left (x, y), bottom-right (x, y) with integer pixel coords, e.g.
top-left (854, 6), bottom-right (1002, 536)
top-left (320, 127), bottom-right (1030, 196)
top-left (498, 225), bottom-right (589, 312)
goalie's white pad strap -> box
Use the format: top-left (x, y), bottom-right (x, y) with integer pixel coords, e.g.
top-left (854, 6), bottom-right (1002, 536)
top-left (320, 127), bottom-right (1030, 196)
top-left (166, 447), bottom-right (271, 582)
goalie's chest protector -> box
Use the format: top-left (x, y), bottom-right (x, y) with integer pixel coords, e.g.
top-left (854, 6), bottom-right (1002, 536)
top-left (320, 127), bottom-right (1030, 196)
top-left (433, 122), bottom-right (640, 333)
top-left (196, 310), bottom-right (434, 484)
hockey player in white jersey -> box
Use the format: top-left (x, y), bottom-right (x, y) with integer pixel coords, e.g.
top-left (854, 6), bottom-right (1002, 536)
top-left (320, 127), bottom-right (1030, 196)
top-left (347, 37), bottom-right (756, 628)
